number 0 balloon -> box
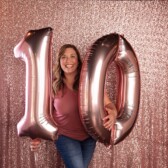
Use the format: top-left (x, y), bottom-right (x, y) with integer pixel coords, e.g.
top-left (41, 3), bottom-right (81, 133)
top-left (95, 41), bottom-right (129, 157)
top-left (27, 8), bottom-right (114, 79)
top-left (14, 27), bottom-right (57, 140)
top-left (79, 33), bottom-right (140, 145)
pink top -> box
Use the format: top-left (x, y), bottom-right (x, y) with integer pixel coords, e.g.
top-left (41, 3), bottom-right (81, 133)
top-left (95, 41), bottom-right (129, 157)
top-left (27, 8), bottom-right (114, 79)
top-left (53, 85), bottom-right (89, 141)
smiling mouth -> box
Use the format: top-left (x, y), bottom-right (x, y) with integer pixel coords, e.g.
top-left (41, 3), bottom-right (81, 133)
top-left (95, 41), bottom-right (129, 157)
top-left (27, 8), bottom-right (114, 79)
top-left (65, 65), bottom-right (73, 68)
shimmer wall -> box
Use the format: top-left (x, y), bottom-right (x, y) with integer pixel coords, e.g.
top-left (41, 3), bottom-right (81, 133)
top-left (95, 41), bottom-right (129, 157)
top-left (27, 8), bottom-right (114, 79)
top-left (1, 0), bottom-right (168, 168)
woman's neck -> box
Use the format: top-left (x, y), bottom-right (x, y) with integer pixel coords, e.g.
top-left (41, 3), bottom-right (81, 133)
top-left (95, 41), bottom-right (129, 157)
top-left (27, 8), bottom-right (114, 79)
top-left (63, 73), bottom-right (76, 90)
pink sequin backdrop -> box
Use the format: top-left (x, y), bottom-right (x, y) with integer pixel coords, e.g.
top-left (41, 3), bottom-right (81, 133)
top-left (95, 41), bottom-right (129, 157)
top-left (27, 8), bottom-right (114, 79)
top-left (1, 0), bottom-right (168, 168)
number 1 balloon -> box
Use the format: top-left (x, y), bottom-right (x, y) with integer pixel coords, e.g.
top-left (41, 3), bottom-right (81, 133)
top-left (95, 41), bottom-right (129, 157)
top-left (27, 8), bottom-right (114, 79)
top-left (14, 27), bottom-right (57, 140)
top-left (79, 33), bottom-right (140, 145)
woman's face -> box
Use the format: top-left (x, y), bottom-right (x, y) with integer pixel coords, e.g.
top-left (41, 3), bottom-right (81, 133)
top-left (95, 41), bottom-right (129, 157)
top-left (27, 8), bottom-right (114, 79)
top-left (60, 48), bottom-right (79, 75)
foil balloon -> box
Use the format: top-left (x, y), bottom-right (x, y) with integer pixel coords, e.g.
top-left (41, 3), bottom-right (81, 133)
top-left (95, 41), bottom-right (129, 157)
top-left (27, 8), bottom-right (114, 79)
top-left (79, 33), bottom-right (140, 145)
top-left (14, 27), bottom-right (57, 140)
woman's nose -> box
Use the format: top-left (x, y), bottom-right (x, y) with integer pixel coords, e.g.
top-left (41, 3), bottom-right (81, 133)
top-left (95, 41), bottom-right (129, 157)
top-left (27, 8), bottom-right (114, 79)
top-left (65, 57), bottom-right (71, 63)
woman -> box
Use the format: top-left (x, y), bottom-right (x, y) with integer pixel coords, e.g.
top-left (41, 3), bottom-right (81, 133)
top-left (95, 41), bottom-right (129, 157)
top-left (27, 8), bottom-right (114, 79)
top-left (31, 44), bottom-right (117, 168)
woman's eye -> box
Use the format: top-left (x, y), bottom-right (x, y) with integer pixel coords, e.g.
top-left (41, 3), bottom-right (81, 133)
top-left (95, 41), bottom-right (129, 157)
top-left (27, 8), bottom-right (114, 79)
top-left (61, 56), bottom-right (66, 59)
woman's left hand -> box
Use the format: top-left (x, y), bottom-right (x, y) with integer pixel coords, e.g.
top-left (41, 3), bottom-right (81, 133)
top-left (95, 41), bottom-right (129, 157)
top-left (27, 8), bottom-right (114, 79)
top-left (103, 105), bottom-right (117, 131)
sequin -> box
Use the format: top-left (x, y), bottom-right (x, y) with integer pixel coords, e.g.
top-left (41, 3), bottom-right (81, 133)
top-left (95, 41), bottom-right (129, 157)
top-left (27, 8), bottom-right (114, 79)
top-left (1, 0), bottom-right (168, 167)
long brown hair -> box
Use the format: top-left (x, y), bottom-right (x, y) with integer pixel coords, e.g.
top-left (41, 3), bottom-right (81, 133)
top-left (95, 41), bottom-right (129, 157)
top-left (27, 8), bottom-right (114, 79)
top-left (53, 44), bottom-right (82, 95)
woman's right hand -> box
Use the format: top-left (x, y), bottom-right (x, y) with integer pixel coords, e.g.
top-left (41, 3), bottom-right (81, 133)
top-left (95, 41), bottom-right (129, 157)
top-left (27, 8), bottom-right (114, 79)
top-left (30, 138), bottom-right (41, 151)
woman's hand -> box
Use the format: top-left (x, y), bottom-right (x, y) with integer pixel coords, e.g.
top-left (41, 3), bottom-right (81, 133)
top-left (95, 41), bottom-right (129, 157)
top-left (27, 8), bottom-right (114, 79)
top-left (103, 92), bottom-right (118, 130)
top-left (103, 105), bottom-right (117, 130)
top-left (30, 138), bottom-right (41, 151)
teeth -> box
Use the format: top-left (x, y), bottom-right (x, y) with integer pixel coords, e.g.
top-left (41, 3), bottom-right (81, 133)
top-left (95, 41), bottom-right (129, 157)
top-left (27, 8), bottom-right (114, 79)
top-left (66, 65), bottom-right (73, 68)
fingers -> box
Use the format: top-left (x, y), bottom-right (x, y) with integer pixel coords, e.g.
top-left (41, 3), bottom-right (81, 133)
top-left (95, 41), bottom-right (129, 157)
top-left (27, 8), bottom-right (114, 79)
top-left (103, 106), bottom-right (117, 131)
top-left (30, 143), bottom-right (40, 151)
top-left (103, 122), bottom-right (113, 130)
top-left (30, 138), bottom-right (41, 151)
top-left (105, 107), bottom-right (117, 118)
top-left (103, 115), bottom-right (115, 130)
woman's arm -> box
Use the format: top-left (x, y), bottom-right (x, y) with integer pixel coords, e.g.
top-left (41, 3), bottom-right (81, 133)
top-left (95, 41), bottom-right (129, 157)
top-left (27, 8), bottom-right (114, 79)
top-left (103, 92), bottom-right (118, 130)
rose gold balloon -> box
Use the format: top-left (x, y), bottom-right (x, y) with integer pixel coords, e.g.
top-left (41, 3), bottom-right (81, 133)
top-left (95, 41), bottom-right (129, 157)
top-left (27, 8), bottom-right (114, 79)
top-left (114, 35), bottom-right (140, 144)
top-left (79, 33), bottom-right (140, 145)
top-left (79, 34), bottom-right (119, 145)
top-left (14, 27), bottom-right (57, 140)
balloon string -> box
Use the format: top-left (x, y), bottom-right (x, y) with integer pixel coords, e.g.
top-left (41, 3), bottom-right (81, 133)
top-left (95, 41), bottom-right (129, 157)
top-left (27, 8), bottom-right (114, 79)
top-left (112, 124), bottom-right (115, 144)
top-left (34, 152), bottom-right (38, 167)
